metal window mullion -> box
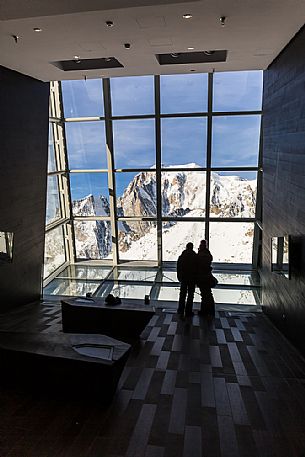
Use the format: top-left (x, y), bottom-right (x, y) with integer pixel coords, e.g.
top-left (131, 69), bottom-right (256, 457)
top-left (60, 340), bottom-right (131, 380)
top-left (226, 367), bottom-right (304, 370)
top-left (103, 78), bottom-right (119, 266)
top-left (205, 72), bottom-right (213, 243)
top-left (155, 75), bottom-right (162, 266)
top-left (52, 123), bottom-right (67, 223)
top-left (57, 81), bottom-right (76, 264)
top-left (252, 114), bottom-right (263, 268)
top-left (45, 217), bottom-right (69, 233)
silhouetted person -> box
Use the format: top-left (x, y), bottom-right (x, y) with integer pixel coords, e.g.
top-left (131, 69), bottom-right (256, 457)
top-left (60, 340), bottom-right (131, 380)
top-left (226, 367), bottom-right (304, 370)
top-left (196, 240), bottom-right (215, 316)
top-left (177, 242), bottom-right (197, 316)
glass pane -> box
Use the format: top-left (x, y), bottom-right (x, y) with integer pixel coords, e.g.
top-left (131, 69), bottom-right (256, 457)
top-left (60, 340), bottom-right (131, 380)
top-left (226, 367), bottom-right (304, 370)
top-left (157, 286), bottom-right (201, 302)
top-left (162, 221), bottom-right (205, 261)
top-left (214, 272), bottom-right (258, 286)
top-left (213, 289), bottom-right (256, 305)
top-left (118, 221), bottom-right (157, 261)
top-left (161, 117), bottom-right (207, 167)
top-left (160, 73), bottom-right (208, 113)
top-left (213, 70), bottom-right (263, 112)
top-left (96, 281), bottom-right (152, 299)
top-left (108, 268), bottom-right (157, 281)
top-left (157, 285), bottom-right (256, 305)
top-left (113, 119), bottom-right (155, 169)
top-left (110, 76), bottom-right (154, 116)
top-left (48, 124), bottom-right (56, 172)
top-left (211, 115), bottom-right (261, 167)
top-left (61, 79), bottom-right (104, 117)
top-left (162, 171), bottom-right (206, 217)
top-left (210, 171), bottom-right (257, 218)
top-left (116, 171), bottom-right (156, 217)
top-left (65, 121), bottom-right (107, 169)
top-left (209, 222), bottom-right (254, 263)
top-left (0, 231), bottom-right (14, 262)
top-left (70, 173), bottom-right (109, 216)
top-left (46, 175), bottom-right (62, 225)
top-left (158, 270), bottom-right (178, 283)
top-left (74, 221), bottom-right (112, 260)
top-left (44, 225), bottom-right (66, 278)
top-left (58, 265), bottom-right (111, 280)
top-left (44, 278), bottom-right (100, 296)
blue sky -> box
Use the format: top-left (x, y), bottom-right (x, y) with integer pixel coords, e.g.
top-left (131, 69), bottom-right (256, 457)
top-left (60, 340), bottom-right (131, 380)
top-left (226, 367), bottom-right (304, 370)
top-left (60, 71), bottom-right (263, 199)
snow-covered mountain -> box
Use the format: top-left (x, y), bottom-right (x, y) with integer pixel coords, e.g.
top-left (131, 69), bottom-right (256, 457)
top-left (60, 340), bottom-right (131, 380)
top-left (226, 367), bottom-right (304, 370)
top-left (70, 166), bottom-right (256, 263)
top-left (73, 194), bottom-right (112, 259)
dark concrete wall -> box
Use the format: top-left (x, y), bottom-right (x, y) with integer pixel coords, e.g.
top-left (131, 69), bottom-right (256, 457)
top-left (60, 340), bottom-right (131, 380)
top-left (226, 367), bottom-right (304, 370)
top-left (0, 66), bottom-right (49, 310)
top-left (262, 26), bottom-right (305, 354)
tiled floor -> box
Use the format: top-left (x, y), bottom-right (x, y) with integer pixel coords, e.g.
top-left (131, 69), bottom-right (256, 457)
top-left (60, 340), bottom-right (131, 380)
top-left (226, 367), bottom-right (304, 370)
top-left (1, 303), bottom-right (305, 456)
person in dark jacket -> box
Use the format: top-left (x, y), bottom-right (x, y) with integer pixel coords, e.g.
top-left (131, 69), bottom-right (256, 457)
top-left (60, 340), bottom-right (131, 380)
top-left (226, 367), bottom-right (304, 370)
top-left (177, 242), bottom-right (197, 316)
top-left (196, 240), bottom-right (215, 316)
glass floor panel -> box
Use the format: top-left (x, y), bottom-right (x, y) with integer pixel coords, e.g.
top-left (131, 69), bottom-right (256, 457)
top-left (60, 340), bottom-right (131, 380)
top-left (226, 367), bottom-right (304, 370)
top-left (156, 286), bottom-right (257, 305)
top-left (44, 278), bottom-right (100, 296)
top-left (58, 265), bottom-right (112, 280)
top-left (95, 281), bottom-right (152, 300)
top-left (157, 271), bottom-right (178, 283)
top-left (43, 264), bottom-right (261, 308)
top-left (108, 268), bottom-right (157, 282)
top-left (213, 272), bottom-right (259, 286)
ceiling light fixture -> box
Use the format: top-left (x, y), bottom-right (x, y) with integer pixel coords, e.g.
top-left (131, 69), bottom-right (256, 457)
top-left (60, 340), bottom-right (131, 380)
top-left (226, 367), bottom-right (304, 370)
top-left (105, 20), bottom-right (114, 27)
top-left (219, 16), bottom-right (226, 26)
top-left (182, 14), bottom-right (192, 19)
top-left (74, 55), bottom-right (81, 64)
top-left (33, 27), bottom-right (42, 32)
top-left (188, 47), bottom-right (194, 50)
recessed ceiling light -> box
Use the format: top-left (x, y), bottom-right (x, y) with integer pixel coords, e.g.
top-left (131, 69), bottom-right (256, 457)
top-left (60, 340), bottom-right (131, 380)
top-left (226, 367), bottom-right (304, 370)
top-left (183, 14), bottom-right (192, 19)
top-left (219, 16), bottom-right (226, 26)
top-left (188, 47), bottom-right (194, 50)
top-left (105, 20), bottom-right (114, 27)
top-left (74, 55), bottom-right (81, 64)
top-left (33, 27), bottom-right (42, 32)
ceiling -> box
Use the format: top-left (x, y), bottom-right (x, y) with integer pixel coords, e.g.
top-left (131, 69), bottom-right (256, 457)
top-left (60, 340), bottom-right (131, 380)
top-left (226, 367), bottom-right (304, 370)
top-left (0, 0), bottom-right (304, 82)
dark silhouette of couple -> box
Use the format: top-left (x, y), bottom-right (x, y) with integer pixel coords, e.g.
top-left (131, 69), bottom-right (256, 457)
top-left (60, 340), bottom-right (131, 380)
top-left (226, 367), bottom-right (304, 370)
top-left (177, 240), bottom-right (215, 317)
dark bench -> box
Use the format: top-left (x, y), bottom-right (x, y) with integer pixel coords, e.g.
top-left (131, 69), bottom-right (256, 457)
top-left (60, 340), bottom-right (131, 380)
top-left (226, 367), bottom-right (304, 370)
top-left (61, 297), bottom-right (155, 341)
top-left (0, 331), bottom-right (131, 402)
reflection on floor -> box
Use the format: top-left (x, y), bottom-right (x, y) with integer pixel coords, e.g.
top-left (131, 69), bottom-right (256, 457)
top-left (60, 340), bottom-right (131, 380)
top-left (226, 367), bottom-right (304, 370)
top-left (44, 265), bottom-right (261, 311)
top-left (1, 305), bottom-right (305, 456)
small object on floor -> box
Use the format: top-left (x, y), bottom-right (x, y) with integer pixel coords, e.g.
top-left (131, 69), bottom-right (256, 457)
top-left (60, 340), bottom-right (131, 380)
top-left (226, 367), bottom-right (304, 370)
top-left (105, 294), bottom-right (117, 305)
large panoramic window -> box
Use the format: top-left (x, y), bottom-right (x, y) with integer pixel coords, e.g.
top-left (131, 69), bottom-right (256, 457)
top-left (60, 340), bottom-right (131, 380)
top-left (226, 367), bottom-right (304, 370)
top-left (44, 71), bottom-right (263, 282)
